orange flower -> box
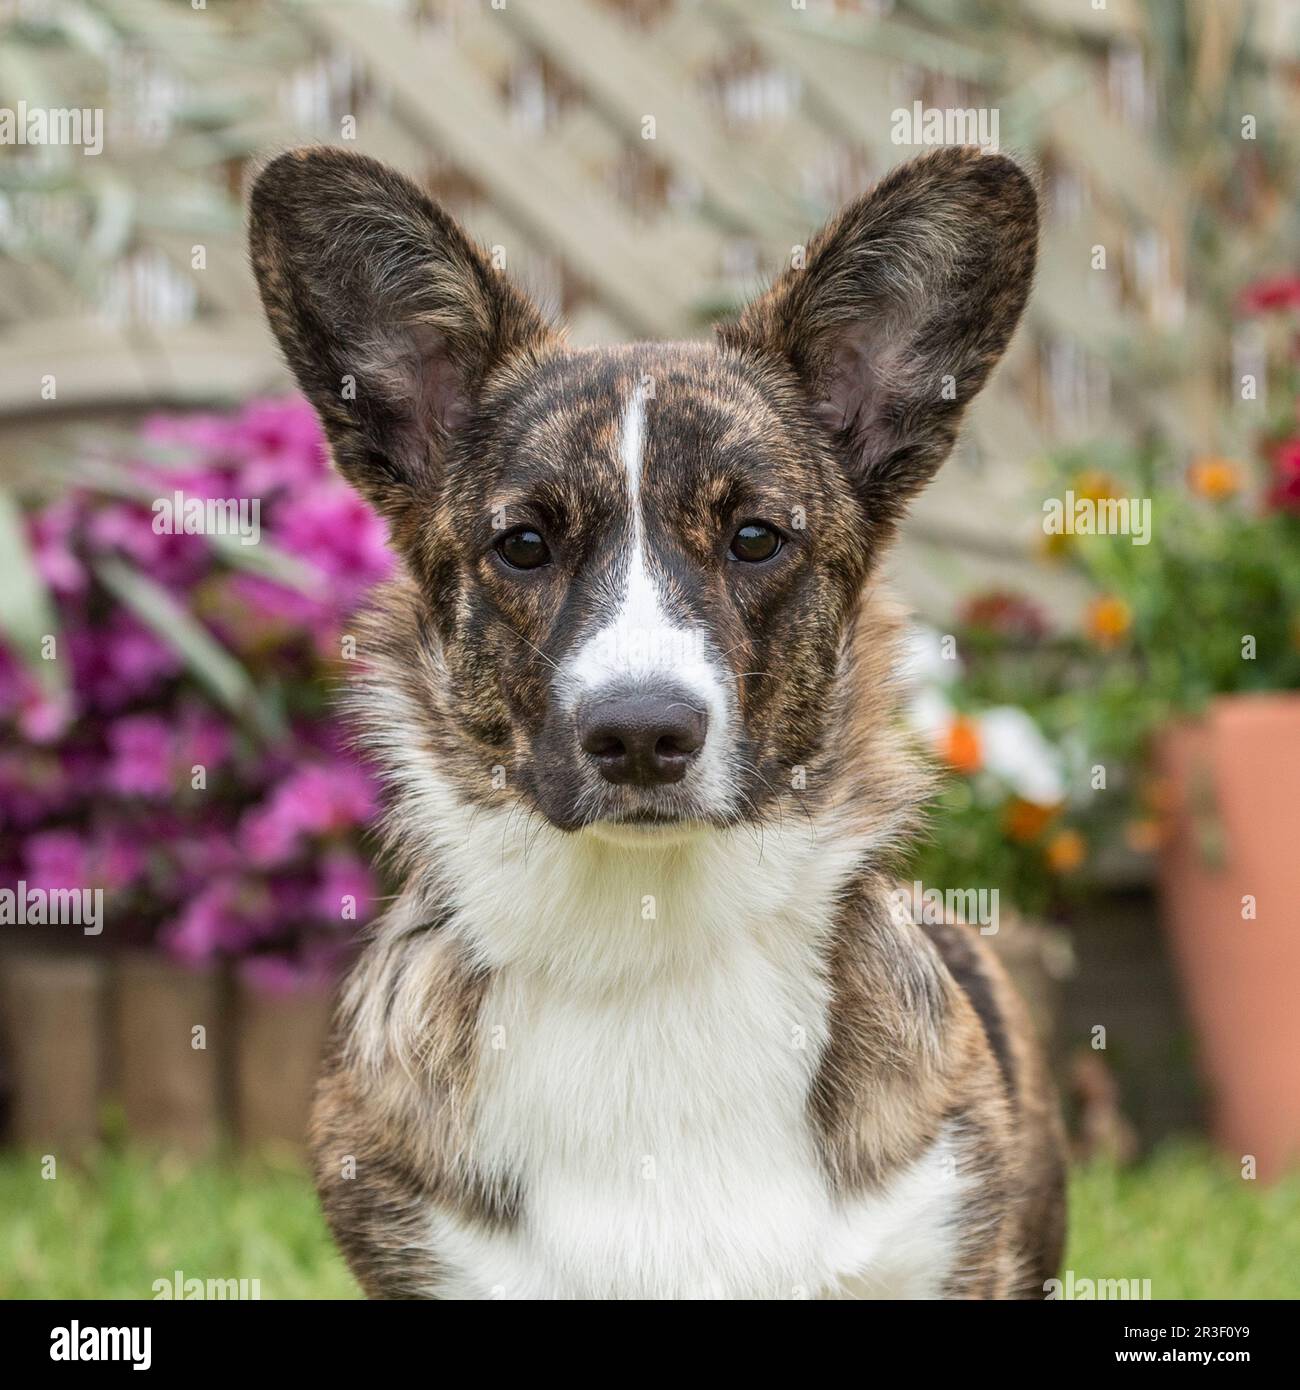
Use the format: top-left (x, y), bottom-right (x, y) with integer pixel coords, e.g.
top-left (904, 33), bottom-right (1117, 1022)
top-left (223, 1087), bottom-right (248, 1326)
top-left (1085, 595), bottom-right (1132, 647)
top-left (1187, 457), bottom-right (1241, 501)
top-left (942, 715), bottom-right (982, 774)
top-left (1002, 796), bottom-right (1060, 842)
top-left (1045, 828), bottom-right (1086, 873)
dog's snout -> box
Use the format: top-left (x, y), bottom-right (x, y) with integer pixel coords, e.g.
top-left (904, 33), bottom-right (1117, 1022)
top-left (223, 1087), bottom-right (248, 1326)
top-left (577, 690), bottom-right (708, 787)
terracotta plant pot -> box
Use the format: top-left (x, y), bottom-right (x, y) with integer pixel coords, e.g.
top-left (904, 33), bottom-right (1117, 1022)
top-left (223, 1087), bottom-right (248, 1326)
top-left (1155, 692), bottom-right (1300, 1178)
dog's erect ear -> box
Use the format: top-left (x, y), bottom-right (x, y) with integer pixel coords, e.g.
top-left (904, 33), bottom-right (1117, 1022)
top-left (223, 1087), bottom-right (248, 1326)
top-left (249, 146), bottom-right (555, 514)
top-left (717, 146), bottom-right (1037, 525)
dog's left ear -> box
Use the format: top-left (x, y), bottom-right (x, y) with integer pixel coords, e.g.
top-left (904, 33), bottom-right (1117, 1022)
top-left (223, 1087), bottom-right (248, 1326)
top-left (718, 146), bottom-right (1037, 524)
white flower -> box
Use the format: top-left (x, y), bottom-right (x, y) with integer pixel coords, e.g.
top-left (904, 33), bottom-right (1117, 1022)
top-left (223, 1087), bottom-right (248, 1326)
top-left (978, 706), bottom-right (1065, 806)
top-left (901, 624), bottom-right (961, 687)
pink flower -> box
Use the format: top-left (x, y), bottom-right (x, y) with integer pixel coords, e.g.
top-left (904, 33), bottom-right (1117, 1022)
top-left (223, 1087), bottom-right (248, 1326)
top-left (1239, 275), bottom-right (1300, 315)
top-left (269, 482), bottom-right (393, 599)
top-left (1268, 439), bottom-right (1300, 513)
top-left (28, 499), bottom-right (87, 596)
top-left (231, 398), bottom-right (328, 495)
top-left (24, 829), bottom-right (89, 890)
top-left (314, 850), bottom-right (375, 924)
top-left (18, 687), bottom-right (75, 745)
top-left (239, 762), bottom-right (378, 866)
top-left (164, 878), bottom-right (256, 963)
top-left (175, 703), bottom-right (232, 775)
top-left (219, 572), bottom-right (330, 637)
top-left (106, 714), bottom-right (175, 797)
top-left (85, 501), bottom-right (209, 588)
top-left (96, 829), bottom-right (147, 892)
top-left (142, 410), bottom-right (240, 459)
top-left (70, 614), bottom-right (182, 711)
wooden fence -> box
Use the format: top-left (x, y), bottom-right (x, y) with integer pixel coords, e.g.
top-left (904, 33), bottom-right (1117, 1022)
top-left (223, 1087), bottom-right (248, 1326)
top-left (4, 0), bottom-right (1300, 621)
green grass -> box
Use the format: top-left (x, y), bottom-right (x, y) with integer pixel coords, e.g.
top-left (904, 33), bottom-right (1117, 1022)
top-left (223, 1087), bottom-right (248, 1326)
top-left (1, 1143), bottom-right (1297, 1298)
top-left (1064, 1146), bottom-right (1300, 1299)
top-left (0, 1147), bottom-right (359, 1300)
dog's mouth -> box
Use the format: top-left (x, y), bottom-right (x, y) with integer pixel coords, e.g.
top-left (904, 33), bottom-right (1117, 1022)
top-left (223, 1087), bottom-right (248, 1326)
top-left (582, 807), bottom-right (711, 850)
top-left (610, 807), bottom-right (686, 825)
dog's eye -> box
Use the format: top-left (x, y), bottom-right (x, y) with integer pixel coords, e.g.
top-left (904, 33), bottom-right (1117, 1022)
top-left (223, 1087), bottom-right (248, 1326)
top-left (495, 528), bottom-right (551, 570)
top-left (729, 521), bottom-right (781, 563)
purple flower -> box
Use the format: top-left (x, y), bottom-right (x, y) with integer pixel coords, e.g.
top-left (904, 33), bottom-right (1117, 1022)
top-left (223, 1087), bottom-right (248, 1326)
top-left (164, 878), bottom-right (256, 963)
top-left (28, 499), bottom-right (87, 596)
top-left (239, 762), bottom-right (378, 867)
top-left (18, 687), bottom-right (75, 745)
top-left (175, 703), bottom-right (232, 775)
top-left (269, 481), bottom-right (394, 602)
top-left (70, 615), bottom-right (182, 711)
top-left (24, 829), bottom-right (89, 890)
top-left (230, 398), bottom-right (329, 495)
top-left (97, 829), bottom-right (146, 891)
top-left (314, 849), bottom-right (375, 924)
top-left (5, 396), bottom-right (388, 974)
top-left (106, 714), bottom-right (175, 797)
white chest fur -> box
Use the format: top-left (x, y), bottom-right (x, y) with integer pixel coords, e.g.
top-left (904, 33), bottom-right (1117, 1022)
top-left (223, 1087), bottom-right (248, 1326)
top-left (429, 950), bottom-right (966, 1299)
top-left (408, 815), bottom-right (968, 1300)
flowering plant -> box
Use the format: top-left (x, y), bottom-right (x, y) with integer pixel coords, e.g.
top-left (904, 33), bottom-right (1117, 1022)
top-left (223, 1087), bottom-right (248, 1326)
top-left (0, 399), bottom-right (392, 990)
top-left (1040, 278), bottom-right (1300, 773)
top-left (903, 600), bottom-right (1098, 920)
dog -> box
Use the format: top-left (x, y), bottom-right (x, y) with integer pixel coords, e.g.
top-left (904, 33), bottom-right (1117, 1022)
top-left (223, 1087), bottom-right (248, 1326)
top-left (249, 143), bottom-right (1066, 1299)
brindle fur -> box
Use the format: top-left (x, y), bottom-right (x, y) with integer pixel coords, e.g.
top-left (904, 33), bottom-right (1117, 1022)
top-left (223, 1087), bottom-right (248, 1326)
top-left (250, 143), bottom-right (1065, 1299)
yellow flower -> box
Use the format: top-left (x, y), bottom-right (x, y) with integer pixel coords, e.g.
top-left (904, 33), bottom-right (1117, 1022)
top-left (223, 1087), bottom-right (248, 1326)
top-left (1085, 595), bottom-right (1132, 647)
top-left (1045, 829), bottom-right (1086, 873)
top-left (1073, 470), bottom-right (1118, 502)
top-left (1038, 528), bottom-right (1073, 560)
top-left (1187, 457), bottom-right (1241, 501)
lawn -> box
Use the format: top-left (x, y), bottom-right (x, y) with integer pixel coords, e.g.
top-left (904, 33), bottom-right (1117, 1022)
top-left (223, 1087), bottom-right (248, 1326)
top-left (1, 1144), bottom-right (1297, 1299)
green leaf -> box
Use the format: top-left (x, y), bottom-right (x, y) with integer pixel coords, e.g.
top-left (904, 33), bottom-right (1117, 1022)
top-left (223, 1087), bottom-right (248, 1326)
top-left (205, 531), bottom-right (320, 592)
top-left (95, 555), bottom-right (282, 740)
top-left (0, 487), bottom-right (64, 696)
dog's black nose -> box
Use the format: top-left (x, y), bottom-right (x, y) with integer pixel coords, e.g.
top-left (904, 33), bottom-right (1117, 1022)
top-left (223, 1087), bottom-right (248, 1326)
top-left (577, 690), bottom-right (708, 787)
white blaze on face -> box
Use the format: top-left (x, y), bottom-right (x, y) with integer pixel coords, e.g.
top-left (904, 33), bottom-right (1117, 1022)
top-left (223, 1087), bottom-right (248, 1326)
top-left (559, 386), bottom-right (734, 811)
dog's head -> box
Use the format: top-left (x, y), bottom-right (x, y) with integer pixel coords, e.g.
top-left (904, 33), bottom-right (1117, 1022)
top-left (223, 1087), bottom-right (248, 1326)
top-left (249, 146), bottom-right (1036, 840)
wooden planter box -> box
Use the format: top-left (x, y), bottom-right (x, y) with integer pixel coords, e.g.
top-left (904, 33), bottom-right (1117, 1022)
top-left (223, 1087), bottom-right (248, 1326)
top-left (0, 954), bottom-right (104, 1151)
top-left (112, 953), bottom-right (229, 1153)
top-left (0, 951), bottom-right (334, 1157)
top-left (233, 972), bottom-right (333, 1153)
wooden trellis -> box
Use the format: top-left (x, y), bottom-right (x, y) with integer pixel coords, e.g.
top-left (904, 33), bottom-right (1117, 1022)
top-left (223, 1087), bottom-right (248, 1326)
top-left (3, 0), bottom-right (1300, 616)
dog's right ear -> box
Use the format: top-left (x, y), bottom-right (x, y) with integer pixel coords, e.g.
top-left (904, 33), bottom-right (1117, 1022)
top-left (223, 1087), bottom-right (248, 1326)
top-left (249, 146), bottom-right (555, 516)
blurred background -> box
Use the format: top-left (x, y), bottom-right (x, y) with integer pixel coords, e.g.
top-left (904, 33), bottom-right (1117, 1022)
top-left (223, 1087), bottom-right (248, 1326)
top-left (2, 0), bottom-right (1300, 1298)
